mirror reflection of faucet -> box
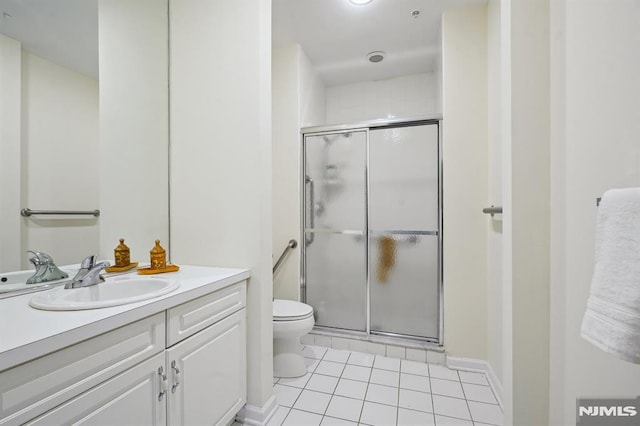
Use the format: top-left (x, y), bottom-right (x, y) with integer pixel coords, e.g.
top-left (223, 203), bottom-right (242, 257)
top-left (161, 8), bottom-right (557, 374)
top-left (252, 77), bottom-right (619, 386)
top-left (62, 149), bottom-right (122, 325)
top-left (25, 251), bottom-right (69, 284)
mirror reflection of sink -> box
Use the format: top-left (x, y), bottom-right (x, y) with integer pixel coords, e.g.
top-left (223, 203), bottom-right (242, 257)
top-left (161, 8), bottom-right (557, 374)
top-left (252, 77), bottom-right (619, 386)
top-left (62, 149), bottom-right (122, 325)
top-left (29, 275), bottom-right (180, 310)
top-left (0, 268), bottom-right (77, 295)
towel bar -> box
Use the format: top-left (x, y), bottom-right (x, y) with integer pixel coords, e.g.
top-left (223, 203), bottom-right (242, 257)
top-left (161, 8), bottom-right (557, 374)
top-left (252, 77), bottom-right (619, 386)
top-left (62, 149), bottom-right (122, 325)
top-left (21, 208), bottom-right (100, 217)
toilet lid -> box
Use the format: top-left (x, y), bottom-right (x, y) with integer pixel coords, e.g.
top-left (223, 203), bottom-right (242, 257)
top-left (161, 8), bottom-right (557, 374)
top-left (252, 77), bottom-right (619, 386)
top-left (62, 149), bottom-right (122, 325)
top-left (273, 299), bottom-right (313, 321)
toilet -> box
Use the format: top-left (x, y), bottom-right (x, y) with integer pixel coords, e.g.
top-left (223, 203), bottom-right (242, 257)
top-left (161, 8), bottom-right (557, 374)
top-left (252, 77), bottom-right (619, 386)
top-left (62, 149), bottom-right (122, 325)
top-left (273, 299), bottom-right (314, 378)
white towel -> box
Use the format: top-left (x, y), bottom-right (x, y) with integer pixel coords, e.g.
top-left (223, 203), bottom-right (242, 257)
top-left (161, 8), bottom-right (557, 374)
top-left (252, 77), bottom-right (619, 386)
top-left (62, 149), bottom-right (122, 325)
top-left (581, 188), bottom-right (640, 364)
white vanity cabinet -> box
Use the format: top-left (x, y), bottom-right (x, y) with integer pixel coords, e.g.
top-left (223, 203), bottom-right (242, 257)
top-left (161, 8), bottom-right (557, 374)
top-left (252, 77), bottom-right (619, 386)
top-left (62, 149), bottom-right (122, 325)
top-left (0, 279), bottom-right (247, 426)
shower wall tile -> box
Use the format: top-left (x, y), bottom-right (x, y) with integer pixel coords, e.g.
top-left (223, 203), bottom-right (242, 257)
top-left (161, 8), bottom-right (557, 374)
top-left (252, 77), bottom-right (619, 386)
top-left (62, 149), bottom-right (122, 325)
top-left (367, 342), bottom-right (387, 356)
top-left (386, 345), bottom-right (407, 359)
top-left (301, 334), bottom-right (315, 346)
top-left (348, 339), bottom-right (369, 353)
top-left (315, 335), bottom-right (332, 348)
top-left (326, 73), bottom-right (440, 125)
top-left (427, 350), bottom-right (447, 365)
top-left (405, 348), bottom-right (427, 363)
top-left (331, 337), bottom-right (351, 350)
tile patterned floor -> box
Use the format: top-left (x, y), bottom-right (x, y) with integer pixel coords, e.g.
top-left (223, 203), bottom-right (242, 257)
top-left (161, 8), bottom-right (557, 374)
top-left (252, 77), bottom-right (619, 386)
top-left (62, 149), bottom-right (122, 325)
top-left (268, 345), bottom-right (503, 426)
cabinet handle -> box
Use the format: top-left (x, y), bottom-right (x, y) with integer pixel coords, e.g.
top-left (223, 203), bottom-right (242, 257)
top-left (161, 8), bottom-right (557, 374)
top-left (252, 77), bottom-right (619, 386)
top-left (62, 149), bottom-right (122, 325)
top-left (158, 366), bottom-right (168, 401)
top-left (171, 360), bottom-right (181, 393)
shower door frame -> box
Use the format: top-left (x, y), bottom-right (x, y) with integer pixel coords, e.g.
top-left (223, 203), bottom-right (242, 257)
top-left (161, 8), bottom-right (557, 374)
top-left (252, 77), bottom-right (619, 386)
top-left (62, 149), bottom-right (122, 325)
top-left (300, 117), bottom-right (444, 345)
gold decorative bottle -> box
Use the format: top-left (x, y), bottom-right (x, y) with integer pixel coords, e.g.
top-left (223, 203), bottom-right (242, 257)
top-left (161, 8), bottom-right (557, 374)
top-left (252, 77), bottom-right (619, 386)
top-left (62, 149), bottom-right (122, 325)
top-left (150, 239), bottom-right (167, 270)
top-left (114, 238), bottom-right (131, 267)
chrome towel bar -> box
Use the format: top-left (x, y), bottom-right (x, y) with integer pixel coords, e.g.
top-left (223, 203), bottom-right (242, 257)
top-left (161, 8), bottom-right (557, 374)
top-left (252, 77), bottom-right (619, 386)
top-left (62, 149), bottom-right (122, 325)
top-left (21, 208), bottom-right (100, 217)
top-left (482, 205), bottom-right (503, 217)
top-left (273, 239), bottom-right (297, 275)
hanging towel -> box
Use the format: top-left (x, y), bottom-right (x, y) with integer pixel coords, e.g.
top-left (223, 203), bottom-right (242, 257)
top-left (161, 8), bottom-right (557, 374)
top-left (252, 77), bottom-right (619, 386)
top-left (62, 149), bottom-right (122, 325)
top-left (377, 235), bottom-right (396, 283)
top-left (581, 188), bottom-right (640, 364)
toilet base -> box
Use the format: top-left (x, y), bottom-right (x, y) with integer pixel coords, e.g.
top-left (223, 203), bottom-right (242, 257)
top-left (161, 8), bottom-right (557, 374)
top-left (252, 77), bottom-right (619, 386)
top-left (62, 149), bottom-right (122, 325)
top-left (273, 338), bottom-right (307, 378)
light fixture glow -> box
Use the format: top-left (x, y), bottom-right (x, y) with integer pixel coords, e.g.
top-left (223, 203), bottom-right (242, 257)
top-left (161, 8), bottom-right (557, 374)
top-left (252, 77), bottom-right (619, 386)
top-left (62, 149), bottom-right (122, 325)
top-left (349, 0), bottom-right (373, 5)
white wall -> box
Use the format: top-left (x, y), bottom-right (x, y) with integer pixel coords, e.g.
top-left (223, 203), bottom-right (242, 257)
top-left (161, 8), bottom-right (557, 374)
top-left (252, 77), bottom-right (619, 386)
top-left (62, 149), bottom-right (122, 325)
top-left (550, 1), bottom-right (640, 424)
top-left (0, 34), bottom-right (22, 271)
top-left (486, 0), bottom-right (504, 386)
top-left (98, 0), bottom-right (169, 263)
top-left (272, 44), bottom-right (325, 301)
top-left (22, 53), bottom-right (99, 266)
top-left (509, 0), bottom-right (550, 423)
top-left (442, 4), bottom-right (489, 360)
top-left (169, 0), bottom-right (274, 413)
top-left (326, 73), bottom-right (440, 125)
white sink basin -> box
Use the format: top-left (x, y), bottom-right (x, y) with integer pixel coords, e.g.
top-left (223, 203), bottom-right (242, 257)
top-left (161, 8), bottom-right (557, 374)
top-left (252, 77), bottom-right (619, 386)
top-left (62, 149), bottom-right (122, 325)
top-left (29, 275), bottom-right (180, 310)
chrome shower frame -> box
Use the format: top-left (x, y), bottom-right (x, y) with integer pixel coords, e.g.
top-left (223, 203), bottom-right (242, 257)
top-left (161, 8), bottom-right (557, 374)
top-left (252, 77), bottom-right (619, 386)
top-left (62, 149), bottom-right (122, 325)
top-left (300, 115), bottom-right (444, 346)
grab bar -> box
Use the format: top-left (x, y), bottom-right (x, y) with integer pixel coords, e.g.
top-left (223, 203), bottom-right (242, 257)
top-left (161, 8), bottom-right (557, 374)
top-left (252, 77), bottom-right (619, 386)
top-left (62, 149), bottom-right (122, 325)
top-left (21, 208), bottom-right (100, 217)
top-left (482, 205), bottom-right (503, 217)
top-left (305, 175), bottom-right (315, 245)
top-left (273, 239), bottom-right (298, 275)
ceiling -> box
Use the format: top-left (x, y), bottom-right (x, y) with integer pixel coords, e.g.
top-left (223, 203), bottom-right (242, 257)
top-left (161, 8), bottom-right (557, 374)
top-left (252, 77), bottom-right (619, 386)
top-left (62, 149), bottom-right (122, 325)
top-left (273, 0), bottom-right (485, 86)
top-left (0, 0), bottom-right (98, 78)
top-left (0, 0), bottom-right (485, 85)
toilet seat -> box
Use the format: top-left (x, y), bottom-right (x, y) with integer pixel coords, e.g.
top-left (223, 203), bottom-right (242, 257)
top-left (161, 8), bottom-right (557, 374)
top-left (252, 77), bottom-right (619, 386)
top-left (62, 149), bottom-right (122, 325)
top-left (273, 299), bottom-right (313, 321)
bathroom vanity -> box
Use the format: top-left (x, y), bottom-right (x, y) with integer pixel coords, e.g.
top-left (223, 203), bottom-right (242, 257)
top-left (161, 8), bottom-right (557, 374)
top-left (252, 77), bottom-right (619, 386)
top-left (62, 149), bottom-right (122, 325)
top-left (0, 266), bottom-right (249, 425)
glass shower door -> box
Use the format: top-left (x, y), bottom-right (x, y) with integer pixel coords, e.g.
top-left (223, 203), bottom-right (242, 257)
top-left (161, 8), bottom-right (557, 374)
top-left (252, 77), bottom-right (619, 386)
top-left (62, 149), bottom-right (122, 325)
top-left (368, 124), bottom-right (440, 339)
top-left (303, 131), bottom-right (367, 332)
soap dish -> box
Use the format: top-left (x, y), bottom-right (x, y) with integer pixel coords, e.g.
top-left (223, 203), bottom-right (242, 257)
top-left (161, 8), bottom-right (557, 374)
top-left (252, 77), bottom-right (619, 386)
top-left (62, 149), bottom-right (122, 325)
top-left (137, 264), bottom-right (180, 275)
top-left (105, 262), bottom-right (139, 273)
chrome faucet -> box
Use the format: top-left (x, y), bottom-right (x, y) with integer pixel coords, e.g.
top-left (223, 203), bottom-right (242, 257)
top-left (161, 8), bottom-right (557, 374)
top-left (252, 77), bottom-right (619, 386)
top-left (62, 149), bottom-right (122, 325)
top-left (65, 255), bottom-right (110, 289)
top-left (25, 251), bottom-right (69, 284)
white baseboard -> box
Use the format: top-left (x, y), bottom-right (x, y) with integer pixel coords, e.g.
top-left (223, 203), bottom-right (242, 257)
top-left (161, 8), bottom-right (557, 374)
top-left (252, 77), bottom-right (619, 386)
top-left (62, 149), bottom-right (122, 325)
top-left (446, 356), bottom-right (504, 409)
top-left (235, 395), bottom-right (278, 426)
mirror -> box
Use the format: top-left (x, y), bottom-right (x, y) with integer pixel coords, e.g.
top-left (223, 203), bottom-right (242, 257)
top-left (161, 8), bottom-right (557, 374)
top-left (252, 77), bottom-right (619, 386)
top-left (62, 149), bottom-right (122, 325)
top-left (0, 0), bottom-right (169, 272)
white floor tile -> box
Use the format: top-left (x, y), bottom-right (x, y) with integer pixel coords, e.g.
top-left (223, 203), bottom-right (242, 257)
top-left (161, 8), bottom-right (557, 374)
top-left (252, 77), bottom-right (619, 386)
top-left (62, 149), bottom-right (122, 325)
top-left (301, 334), bottom-right (315, 346)
top-left (461, 382), bottom-right (497, 404)
top-left (282, 408), bottom-right (323, 426)
top-left (293, 389), bottom-right (332, 415)
top-left (315, 360), bottom-right (346, 377)
top-left (273, 384), bottom-right (302, 407)
top-left (373, 355), bottom-right (401, 372)
top-left (365, 383), bottom-right (399, 406)
top-left (398, 407), bottom-right (436, 426)
top-left (325, 395), bottom-right (364, 422)
top-left (458, 371), bottom-right (489, 386)
top-left (360, 401), bottom-right (398, 426)
top-left (324, 348), bottom-right (351, 363)
top-left (429, 365), bottom-right (459, 382)
top-left (432, 395), bottom-right (471, 421)
top-left (315, 335), bottom-right (333, 348)
top-left (348, 339), bottom-right (369, 353)
top-left (341, 364), bottom-right (372, 382)
top-left (303, 345), bottom-right (328, 360)
top-left (400, 373), bottom-right (431, 393)
top-left (278, 372), bottom-right (312, 389)
top-left (320, 416), bottom-right (358, 426)
top-left (306, 374), bottom-right (340, 394)
top-left (334, 378), bottom-right (368, 400)
top-left (306, 357), bottom-right (321, 373)
top-left (369, 368), bottom-right (400, 387)
top-left (434, 414), bottom-right (473, 425)
top-left (347, 351), bottom-right (375, 367)
top-left (386, 345), bottom-right (406, 359)
top-left (430, 378), bottom-right (465, 398)
top-left (266, 406), bottom-right (290, 426)
top-left (399, 388), bottom-right (433, 413)
top-left (468, 401), bottom-right (503, 425)
top-left (427, 351), bottom-right (447, 365)
top-left (401, 359), bottom-right (429, 376)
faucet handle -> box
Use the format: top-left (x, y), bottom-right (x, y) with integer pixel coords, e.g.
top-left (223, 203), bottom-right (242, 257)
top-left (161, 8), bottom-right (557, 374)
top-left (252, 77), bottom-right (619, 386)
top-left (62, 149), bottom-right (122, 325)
top-left (79, 255), bottom-right (97, 270)
top-left (27, 251), bottom-right (54, 266)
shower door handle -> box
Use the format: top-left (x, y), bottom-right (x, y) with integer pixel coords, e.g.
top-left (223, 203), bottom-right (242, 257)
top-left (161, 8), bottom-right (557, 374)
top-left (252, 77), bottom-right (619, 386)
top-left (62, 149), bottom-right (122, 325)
top-left (305, 175), bottom-right (315, 245)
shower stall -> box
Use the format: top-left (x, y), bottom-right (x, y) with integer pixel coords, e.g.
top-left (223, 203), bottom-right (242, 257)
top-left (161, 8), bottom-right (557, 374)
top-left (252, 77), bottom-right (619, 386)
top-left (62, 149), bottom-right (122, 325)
top-left (301, 118), bottom-right (442, 344)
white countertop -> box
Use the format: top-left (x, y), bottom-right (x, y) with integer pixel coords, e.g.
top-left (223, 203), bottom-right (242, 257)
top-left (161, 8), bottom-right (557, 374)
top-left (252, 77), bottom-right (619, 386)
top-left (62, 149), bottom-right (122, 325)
top-left (0, 265), bottom-right (250, 372)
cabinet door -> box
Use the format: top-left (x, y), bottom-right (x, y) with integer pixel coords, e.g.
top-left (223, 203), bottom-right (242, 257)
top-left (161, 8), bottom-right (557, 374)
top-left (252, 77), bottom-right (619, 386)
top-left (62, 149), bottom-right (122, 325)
top-left (26, 353), bottom-right (166, 426)
top-left (166, 309), bottom-right (246, 426)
